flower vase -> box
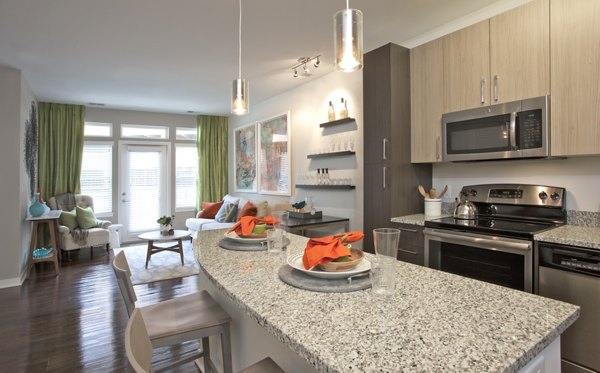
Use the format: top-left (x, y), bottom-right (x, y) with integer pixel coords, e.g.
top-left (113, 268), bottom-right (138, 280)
top-left (29, 193), bottom-right (46, 217)
top-left (160, 224), bottom-right (173, 236)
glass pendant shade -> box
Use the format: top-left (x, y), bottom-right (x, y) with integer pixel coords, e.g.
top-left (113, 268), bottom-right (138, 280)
top-left (334, 8), bottom-right (363, 72)
top-left (231, 78), bottom-right (249, 115)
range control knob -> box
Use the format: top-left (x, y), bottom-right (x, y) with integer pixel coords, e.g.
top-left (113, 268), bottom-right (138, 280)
top-left (539, 191), bottom-right (548, 200)
top-left (551, 192), bottom-right (560, 201)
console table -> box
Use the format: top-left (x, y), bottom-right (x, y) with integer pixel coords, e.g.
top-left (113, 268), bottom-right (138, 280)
top-left (282, 215), bottom-right (350, 236)
top-left (25, 210), bottom-right (61, 279)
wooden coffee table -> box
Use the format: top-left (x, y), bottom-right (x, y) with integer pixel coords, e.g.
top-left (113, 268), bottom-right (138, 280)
top-left (138, 230), bottom-right (191, 268)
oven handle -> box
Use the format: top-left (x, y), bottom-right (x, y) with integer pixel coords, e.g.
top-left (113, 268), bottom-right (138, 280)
top-left (423, 228), bottom-right (531, 253)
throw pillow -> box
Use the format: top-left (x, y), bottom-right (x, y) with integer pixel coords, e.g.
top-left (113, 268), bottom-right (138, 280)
top-left (76, 206), bottom-right (98, 229)
top-left (251, 200), bottom-right (268, 218)
top-left (60, 209), bottom-right (78, 230)
top-left (197, 201), bottom-right (224, 218)
top-left (236, 201), bottom-right (257, 221)
top-left (214, 202), bottom-right (238, 223)
top-left (223, 194), bottom-right (241, 206)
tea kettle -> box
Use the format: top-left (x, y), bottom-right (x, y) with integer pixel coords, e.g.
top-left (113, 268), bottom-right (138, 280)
top-left (454, 200), bottom-right (478, 219)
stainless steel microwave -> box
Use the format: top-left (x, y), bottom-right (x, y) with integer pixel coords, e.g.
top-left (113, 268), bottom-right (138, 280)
top-left (442, 96), bottom-right (550, 162)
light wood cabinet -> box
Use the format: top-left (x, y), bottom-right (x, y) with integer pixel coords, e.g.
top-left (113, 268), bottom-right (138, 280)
top-left (490, 0), bottom-right (550, 104)
top-left (442, 0), bottom-right (549, 113)
top-left (443, 21), bottom-right (490, 113)
top-left (550, 0), bottom-right (600, 156)
top-left (411, 39), bottom-right (444, 163)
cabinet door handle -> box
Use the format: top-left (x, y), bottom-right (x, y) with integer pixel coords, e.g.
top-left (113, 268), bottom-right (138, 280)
top-left (382, 166), bottom-right (387, 189)
top-left (436, 136), bottom-right (441, 160)
top-left (493, 75), bottom-right (499, 102)
top-left (382, 138), bottom-right (389, 160)
top-left (398, 248), bottom-right (418, 255)
top-left (398, 227), bottom-right (418, 233)
top-left (480, 78), bottom-right (486, 104)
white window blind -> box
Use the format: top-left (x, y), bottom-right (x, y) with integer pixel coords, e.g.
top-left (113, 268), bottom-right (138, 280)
top-left (80, 142), bottom-right (113, 215)
top-left (127, 150), bottom-right (163, 232)
top-left (175, 145), bottom-right (198, 209)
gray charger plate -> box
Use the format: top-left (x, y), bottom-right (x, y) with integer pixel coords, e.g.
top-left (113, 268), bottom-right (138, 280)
top-left (218, 237), bottom-right (291, 251)
top-left (278, 265), bottom-right (371, 293)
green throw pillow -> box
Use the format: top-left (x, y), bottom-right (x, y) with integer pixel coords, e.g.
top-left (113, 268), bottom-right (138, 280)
top-left (60, 209), bottom-right (78, 230)
top-left (214, 202), bottom-right (238, 223)
top-left (76, 206), bottom-right (97, 229)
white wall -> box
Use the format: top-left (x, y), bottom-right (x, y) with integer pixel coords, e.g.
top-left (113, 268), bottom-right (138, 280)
top-left (228, 71), bottom-right (364, 233)
top-left (0, 66), bottom-right (36, 287)
top-left (433, 156), bottom-right (600, 212)
top-left (85, 107), bottom-right (197, 235)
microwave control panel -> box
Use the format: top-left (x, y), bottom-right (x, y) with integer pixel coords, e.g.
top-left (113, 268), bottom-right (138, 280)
top-left (519, 109), bottom-right (543, 149)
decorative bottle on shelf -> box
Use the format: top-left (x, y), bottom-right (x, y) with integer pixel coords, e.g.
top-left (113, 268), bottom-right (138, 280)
top-left (325, 168), bottom-right (331, 185)
top-left (339, 98), bottom-right (348, 119)
top-left (328, 101), bottom-right (336, 121)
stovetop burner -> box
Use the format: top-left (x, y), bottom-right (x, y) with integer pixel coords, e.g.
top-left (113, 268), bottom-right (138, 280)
top-left (425, 216), bottom-right (561, 239)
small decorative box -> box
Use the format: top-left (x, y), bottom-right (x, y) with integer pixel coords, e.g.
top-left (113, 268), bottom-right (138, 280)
top-left (288, 210), bottom-right (323, 219)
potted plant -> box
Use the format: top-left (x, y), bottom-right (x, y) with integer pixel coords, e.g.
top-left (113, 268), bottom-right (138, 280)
top-left (157, 215), bottom-right (175, 236)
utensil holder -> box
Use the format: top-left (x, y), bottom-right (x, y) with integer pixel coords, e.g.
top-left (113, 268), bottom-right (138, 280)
top-left (424, 198), bottom-right (442, 217)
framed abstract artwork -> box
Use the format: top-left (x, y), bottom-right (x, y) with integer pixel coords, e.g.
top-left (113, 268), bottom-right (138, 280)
top-left (258, 111), bottom-right (291, 196)
top-left (233, 123), bottom-right (258, 192)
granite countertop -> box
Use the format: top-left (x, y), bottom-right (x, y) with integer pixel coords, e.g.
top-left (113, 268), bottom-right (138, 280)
top-left (390, 213), bottom-right (450, 226)
top-left (535, 225), bottom-right (600, 250)
top-left (194, 229), bottom-right (579, 373)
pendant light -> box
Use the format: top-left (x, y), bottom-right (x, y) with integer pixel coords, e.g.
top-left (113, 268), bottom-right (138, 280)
top-left (232, 0), bottom-right (248, 115)
top-left (333, 0), bottom-right (363, 72)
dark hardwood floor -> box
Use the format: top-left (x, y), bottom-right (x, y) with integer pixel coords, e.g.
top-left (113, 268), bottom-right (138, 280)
top-left (0, 246), bottom-right (201, 372)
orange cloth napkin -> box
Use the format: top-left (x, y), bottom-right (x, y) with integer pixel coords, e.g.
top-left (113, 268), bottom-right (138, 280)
top-left (227, 215), bottom-right (279, 237)
top-left (302, 232), bottom-right (364, 269)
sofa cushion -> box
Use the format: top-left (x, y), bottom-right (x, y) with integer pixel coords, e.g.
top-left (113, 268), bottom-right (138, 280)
top-left (76, 206), bottom-right (97, 229)
top-left (215, 202), bottom-right (238, 223)
top-left (223, 194), bottom-right (241, 206)
top-left (186, 218), bottom-right (216, 232)
top-left (201, 222), bottom-right (236, 231)
top-left (197, 200), bottom-right (223, 218)
top-left (252, 200), bottom-right (268, 217)
top-left (60, 208), bottom-right (78, 230)
top-left (237, 201), bottom-right (257, 221)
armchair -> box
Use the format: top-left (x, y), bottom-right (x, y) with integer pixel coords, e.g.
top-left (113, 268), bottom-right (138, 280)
top-left (47, 194), bottom-right (112, 255)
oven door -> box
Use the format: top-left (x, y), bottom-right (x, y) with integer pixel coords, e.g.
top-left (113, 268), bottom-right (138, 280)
top-left (424, 228), bottom-right (533, 292)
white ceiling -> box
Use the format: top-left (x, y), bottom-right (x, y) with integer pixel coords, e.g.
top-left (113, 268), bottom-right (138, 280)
top-left (0, 0), bottom-right (518, 115)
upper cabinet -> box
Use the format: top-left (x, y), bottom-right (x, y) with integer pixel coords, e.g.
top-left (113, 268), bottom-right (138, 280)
top-left (411, 39), bottom-right (444, 163)
top-left (550, 0), bottom-right (600, 156)
top-left (443, 21), bottom-right (490, 113)
top-left (442, 0), bottom-right (549, 113)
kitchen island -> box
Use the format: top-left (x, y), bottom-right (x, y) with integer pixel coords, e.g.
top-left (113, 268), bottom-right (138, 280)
top-left (194, 229), bottom-right (579, 373)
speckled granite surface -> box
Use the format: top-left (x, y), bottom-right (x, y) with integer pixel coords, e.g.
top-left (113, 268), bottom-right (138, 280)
top-left (567, 210), bottom-right (600, 227)
top-left (390, 213), bottom-right (451, 226)
top-left (195, 229), bottom-right (579, 373)
top-left (535, 225), bottom-right (600, 250)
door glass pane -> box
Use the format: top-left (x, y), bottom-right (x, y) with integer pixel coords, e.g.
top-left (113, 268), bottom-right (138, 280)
top-left (126, 150), bottom-right (162, 232)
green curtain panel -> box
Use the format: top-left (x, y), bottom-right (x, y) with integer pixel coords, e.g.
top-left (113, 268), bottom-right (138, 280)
top-left (38, 103), bottom-right (85, 200)
top-left (197, 115), bottom-right (228, 208)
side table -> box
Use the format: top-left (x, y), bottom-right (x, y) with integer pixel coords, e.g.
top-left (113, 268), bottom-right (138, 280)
top-left (138, 230), bottom-right (191, 268)
top-left (26, 210), bottom-right (61, 279)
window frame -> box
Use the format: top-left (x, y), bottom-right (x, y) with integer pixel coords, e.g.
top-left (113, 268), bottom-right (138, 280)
top-left (176, 127), bottom-right (197, 141)
top-left (120, 124), bottom-right (170, 139)
top-left (84, 122), bottom-right (113, 138)
top-left (80, 140), bottom-right (114, 218)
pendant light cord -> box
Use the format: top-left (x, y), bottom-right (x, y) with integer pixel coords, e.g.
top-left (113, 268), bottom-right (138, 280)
top-left (238, 0), bottom-right (242, 79)
top-left (346, 0), bottom-right (349, 9)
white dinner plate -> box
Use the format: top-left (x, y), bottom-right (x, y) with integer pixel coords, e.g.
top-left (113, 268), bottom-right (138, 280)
top-left (224, 231), bottom-right (268, 243)
top-left (286, 253), bottom-right (371, 279)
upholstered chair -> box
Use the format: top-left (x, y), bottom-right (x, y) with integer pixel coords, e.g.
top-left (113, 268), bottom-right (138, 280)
top-left (47, 194), bottom-right (112, 254)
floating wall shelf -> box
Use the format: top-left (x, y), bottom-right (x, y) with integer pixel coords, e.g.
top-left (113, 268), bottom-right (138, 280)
top-left (295, 184), bottom-right (355, 190)
top-left (307, 151), bottom-right (356, 159)
top-left (319, 117), bottom-right (355, 128)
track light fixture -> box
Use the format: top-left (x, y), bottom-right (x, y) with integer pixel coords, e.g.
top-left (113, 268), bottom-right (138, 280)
top-left (291, 55), bottom-right (321, 78)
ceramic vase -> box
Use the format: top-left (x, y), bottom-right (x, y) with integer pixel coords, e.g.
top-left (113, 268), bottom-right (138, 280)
top-left (29, 193), bottom-right (46, 217)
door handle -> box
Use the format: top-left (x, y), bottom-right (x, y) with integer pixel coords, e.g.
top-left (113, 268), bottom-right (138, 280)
top-left (398, 248), bottom-right (418, 255)
top-left (480, 78), bottom-right (486, 104)
top-left (382, 166), bottom-right (387, 189)
top-left (493, 75), bottom-right (499, 102)
top-left (122, 199), bottom-right (130, 203)
top-left (382, 138), bottom-right (389, 160)
top-left (509, 112), bottom-right (517, 150)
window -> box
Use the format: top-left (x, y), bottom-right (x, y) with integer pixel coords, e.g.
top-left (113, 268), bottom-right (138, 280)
top-left (176, 127), bottom-right (197, 140)
top-left (80, 142), bottom-right (113, 216)
top-left (84, 122), bottom-right (112, 137)
top-left (121, 124), bottom-right (169, 139)
top-left (175, 145), bottom-right (198, 210)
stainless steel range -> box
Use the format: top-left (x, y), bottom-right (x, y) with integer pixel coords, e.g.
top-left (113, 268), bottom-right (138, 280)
top-left (424, 184), bottom-right (566, 292)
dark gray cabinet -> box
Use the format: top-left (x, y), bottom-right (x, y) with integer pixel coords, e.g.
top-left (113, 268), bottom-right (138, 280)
top-left (363, 43), bottom-right (432, 252)
top-left (393, 223), bottom-right (425, 266)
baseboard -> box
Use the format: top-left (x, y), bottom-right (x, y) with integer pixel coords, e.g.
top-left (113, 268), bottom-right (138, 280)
top-left (0, 276), bottom-right (23, 289)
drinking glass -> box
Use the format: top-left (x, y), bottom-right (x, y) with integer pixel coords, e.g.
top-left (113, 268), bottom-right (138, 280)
top-left (370, 228), bottom-right (400, 296)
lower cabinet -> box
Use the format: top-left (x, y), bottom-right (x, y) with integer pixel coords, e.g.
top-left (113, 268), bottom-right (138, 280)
top-left (393, 223), bottom-right (425, 266)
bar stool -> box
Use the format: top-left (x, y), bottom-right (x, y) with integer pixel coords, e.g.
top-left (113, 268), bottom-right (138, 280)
top-left (114, 251), bottom-right (232, 373)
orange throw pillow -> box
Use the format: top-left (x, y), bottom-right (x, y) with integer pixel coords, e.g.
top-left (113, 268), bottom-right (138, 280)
top-left (237, 201), bottom-right (257, 221)
top-left (197, 201), bottom-right (224, 218)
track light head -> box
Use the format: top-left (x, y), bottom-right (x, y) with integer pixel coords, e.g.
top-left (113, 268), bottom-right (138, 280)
top-left (293, 69), bottom-right (298, 78)
top-left (303, 64), bottom-right (309, 74)
top-left (314, 57), bottom-right (320, 68)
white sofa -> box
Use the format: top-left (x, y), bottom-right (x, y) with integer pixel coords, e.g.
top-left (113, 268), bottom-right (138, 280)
top-left (186, 195), bottom-right (290, 235)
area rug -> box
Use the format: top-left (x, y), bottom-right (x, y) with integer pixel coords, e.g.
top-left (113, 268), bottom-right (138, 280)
top-left (113, 240), bottom-right (199, 285)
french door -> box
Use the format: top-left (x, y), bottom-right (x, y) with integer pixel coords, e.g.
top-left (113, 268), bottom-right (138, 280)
top-left (119, 143), bottom-right (169, 242)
